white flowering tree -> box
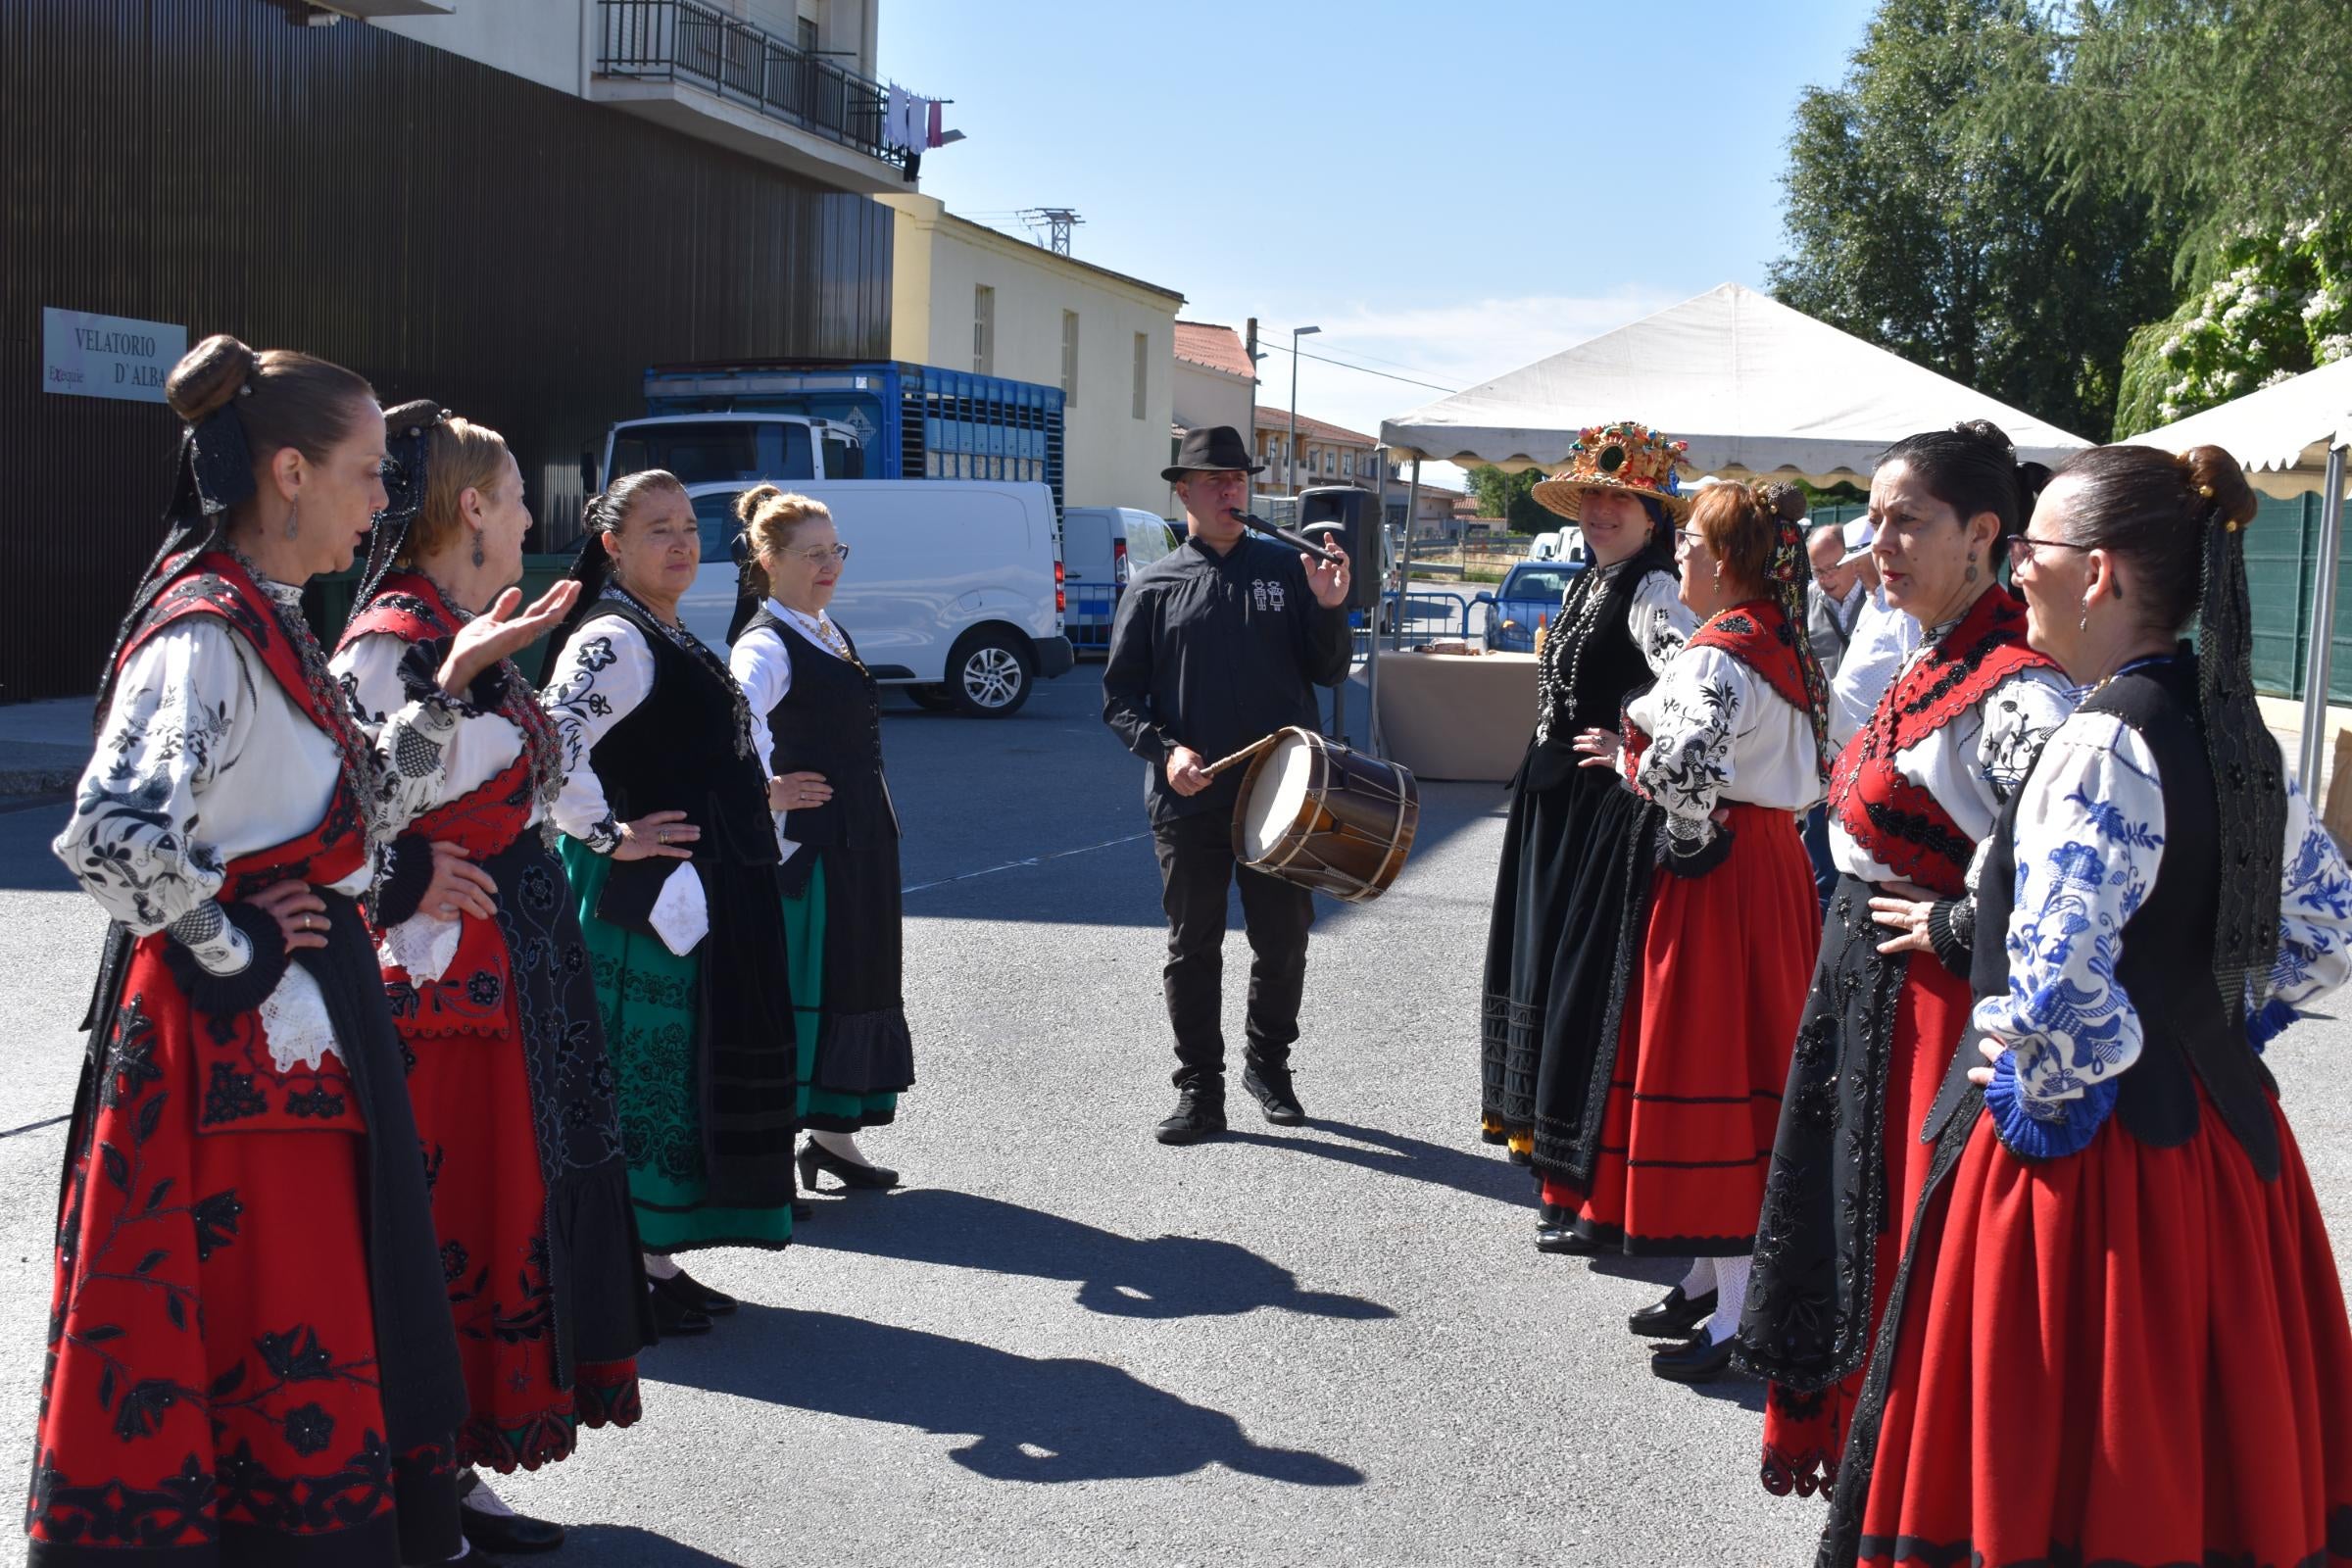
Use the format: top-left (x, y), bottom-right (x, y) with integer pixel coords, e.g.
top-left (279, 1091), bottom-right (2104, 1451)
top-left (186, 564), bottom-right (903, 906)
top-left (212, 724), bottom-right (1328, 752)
top-left (2115, 218), bottom-right (2352, 436)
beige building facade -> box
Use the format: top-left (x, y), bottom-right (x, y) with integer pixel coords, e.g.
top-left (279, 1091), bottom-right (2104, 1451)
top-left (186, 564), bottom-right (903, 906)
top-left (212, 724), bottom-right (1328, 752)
top-left (1172, 321), bottom-right (1257, 444)
top-left (881, 194), bottom-right (1182, 514)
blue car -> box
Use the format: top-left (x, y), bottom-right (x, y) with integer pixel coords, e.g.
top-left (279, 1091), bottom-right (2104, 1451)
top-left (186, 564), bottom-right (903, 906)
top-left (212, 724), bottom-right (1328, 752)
top-left (1474, 561), bottom-right (1586, 653)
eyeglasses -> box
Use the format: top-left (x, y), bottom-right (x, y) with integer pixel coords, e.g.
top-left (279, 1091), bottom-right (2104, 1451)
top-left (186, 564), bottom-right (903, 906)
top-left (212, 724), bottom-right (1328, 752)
top-left (789, 544), bottom-right (850, 564)
top-left (1672, 528), bottom-right (1706, 552)
top-left (2005, 535), bottom-right (2090, 567)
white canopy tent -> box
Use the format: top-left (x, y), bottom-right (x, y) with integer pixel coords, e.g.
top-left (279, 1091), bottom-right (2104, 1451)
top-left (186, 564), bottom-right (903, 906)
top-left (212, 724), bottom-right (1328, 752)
top-left (1379, 281), bottom-right (2089, 483)
top-left (2135, 358), bottom-right (2352, 785)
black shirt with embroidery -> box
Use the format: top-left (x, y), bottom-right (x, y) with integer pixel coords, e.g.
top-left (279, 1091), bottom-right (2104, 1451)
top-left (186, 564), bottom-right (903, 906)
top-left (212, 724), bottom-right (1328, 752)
top-left (1102, 530), bottom-right (1352, 825)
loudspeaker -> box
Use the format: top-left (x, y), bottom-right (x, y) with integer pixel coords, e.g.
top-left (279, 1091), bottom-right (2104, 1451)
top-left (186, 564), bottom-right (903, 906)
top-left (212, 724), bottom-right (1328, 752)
top-left (1296, 485), bottom-right (1386, 611)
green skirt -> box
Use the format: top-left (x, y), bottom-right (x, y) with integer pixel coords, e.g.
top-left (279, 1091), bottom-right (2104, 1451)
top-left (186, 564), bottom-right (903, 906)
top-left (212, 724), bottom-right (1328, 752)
top-left (780, 857), bottom-right (900, 1132)
top-left (562, 838), bottom-right (792, 1253)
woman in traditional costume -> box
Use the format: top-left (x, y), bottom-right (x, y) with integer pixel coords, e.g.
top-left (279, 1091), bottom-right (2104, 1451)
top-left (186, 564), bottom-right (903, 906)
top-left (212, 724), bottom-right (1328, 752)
top-left (1735, 420), bottom-right (2076, 1498)
top-left (31, 335), bottom-right (554, 1565)
top-left (1561, 481), bottom-right (1829, 1381)
top-left (1817, 443), bottom-right (2352, 1566)
top-left (725, 488), bottom-right (916, 1192)
top-left (540, 470), bottom-right (798, 1337)
top-left (1477, 421), bottom-right (1695, 1248)
top-left (330, 409), bottom-right (653, 1553)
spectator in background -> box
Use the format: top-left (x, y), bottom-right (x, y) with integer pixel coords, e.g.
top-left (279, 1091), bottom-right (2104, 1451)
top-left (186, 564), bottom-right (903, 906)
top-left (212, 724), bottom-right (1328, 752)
top-left (1805, 521), bottom-right (1868, 682)
top-left (1828, 518), bottom-right (1922, 748)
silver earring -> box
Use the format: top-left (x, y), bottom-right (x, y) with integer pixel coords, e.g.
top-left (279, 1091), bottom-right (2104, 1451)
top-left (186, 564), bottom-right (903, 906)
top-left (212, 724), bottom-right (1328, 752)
top-left (1963, 559), bottom-right (1979, 584)
top-left (283, 500), bottom-right (300, 541)
top-left (472, 532), bottom-right (486, 568)
top-left (2079, 603), bottom-right (2090, 634)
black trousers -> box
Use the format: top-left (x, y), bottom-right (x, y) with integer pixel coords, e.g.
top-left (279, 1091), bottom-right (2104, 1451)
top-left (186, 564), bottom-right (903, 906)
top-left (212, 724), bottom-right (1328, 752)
top-left (1151, 811), bottom-right (1315, 1092)
top-left (1801, 803), bottom-right (1838, 913)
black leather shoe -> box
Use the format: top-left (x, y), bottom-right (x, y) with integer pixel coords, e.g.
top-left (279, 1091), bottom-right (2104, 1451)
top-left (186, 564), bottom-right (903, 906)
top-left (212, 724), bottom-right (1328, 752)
top-left (1242, 1061), bottom-right (1306, 1126)
top-left (651, 1268), bottom-right (736, 1316)
top-left (456, 1474), bottom-right (564, 1555)
top-left (1154, 1084), bottom-right (1227, 1145)
top-left (1650, 1333), bottom-right (1737, 1384)
top-left (798, 1141), bottom-right (901, 1192)
top-left (647, 1284), bottom-right (712, 1337)
top-left (1629, 1285), bottom-right (1719, 1339)
top-left (1535, 1223), bottom-right (1600, 1255)
top-left (1506, 1146), bottom-right (1533, 1166)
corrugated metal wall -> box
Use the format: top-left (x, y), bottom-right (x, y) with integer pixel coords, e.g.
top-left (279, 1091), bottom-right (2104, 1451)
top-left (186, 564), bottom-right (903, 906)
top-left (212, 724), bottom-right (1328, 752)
top-left (1, 0), bottom-right (892, 701)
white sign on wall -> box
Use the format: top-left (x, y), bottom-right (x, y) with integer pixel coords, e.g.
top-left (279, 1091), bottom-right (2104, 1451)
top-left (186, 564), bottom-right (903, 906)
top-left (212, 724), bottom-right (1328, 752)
top-left (42, 308), bottom-right (187, 404)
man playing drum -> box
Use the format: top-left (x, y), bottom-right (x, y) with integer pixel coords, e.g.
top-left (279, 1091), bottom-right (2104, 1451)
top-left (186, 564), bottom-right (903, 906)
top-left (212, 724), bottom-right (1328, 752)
top-left (1103, 425), bottom-right (1353, 1144)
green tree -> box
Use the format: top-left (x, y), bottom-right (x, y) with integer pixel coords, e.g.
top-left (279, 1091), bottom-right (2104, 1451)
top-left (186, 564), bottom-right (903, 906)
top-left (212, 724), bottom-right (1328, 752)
top-left (2012, 0), bottom-right (2352, 280)
top-left (2113, 217), bottom-right (2352, 433)
top-left (1466, 465), bottom-right (1553, 534)
top-left (1770, 0), bottom-right (2175, 439)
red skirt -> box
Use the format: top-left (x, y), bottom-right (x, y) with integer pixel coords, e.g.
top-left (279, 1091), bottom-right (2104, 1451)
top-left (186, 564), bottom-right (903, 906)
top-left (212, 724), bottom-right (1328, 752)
top-left (405, 1007), bottom-right (640, 1473)
top-left (1544, 804), bottom-right (1819, 1252)
top-left (29, 939), bottom-right (446, 1563)
top-left (1762, 954), bottom-right (1968, 1497)
top-left (1841, 1096), bottom-right (2352, 1565)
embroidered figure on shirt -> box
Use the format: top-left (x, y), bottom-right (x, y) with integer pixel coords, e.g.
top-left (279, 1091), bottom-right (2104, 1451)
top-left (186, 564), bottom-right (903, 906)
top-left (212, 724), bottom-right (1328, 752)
top-left (1252, 579), bottom-right (1286, 612)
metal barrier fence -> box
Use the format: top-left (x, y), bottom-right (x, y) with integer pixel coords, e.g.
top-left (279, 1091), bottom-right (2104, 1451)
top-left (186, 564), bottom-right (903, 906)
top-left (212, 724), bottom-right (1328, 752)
top-left (1068, 583), bottom-right (1119, 654)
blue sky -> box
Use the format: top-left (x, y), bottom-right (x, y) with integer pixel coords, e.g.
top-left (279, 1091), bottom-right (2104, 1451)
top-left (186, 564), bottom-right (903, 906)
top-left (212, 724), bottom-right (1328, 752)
top-left (878, 0), bottom-right (1884, 485)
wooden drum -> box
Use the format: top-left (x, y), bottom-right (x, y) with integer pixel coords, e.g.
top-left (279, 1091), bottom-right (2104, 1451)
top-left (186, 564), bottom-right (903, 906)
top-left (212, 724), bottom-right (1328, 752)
top-left (1230, 727), bottom-right (1419, 903)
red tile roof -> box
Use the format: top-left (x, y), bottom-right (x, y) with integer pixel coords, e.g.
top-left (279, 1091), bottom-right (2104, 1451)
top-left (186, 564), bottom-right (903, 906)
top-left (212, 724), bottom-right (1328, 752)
top-left (1252, 406), bottom-right (1378, 447)
top-left (1174, 321), bottom-right (1254, 379)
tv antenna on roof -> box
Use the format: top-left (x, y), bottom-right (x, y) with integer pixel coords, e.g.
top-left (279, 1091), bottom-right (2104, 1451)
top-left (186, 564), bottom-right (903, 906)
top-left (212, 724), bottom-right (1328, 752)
top-left (1018, 208), bottom-right (1084, 256)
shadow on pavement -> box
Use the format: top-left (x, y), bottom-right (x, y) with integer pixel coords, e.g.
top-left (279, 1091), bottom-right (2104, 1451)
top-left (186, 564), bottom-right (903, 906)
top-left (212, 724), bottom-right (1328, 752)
top-left (557, 1526), bottom-right (755, 1566)
top-left (650, 1305), bottom-right (1366, 1488)
top-left (793, 1189), bottom-right (1391, 1320)
top-left (1221, 1118), bottom-right (1536, 1206)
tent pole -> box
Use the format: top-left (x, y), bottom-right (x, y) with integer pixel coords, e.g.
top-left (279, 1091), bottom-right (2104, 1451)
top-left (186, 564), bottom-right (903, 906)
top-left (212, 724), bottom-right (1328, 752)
top-left (1366, 455), bottom-right (1391, 758)
top-left (2299, 443), bottom-right (2349, 790)
top-left (1400, 457), bottom-right (1421, 653)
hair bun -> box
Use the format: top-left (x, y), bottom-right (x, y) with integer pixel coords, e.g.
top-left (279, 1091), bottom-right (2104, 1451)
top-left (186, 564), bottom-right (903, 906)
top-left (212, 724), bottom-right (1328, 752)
top-left (2182, 444), bottom-right (2258, 529)
top-left (165, 333), bottom-right (260, 424)
top-left (1952, 418), bottom-right (2016, 460)
top-left (1755, 480), bottom-right (1808, 523)
top-left (381, 398), bottom-right (441, 436)
top-left (735, 483), bottom-right (784, 525)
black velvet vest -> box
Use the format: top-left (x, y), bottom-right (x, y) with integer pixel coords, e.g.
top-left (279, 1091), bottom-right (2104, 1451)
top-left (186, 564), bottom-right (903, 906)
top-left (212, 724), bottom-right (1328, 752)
top-left (739, 606), bottom-right (895, 852)
top-left (587, 595), bottom-right (776, 867)
top-left (1956, 653), bottom-right (2279, 1177)
top-left (1523, 544), bottom-right (1676, 792)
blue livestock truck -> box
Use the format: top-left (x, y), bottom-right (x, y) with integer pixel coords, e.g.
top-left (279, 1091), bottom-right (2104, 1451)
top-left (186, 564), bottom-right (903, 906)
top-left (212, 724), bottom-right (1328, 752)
top-left (605, 360), bottom-right (1067, 515)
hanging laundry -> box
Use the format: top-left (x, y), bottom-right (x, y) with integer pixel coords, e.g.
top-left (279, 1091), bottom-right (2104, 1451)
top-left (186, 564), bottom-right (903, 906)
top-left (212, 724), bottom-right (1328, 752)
top-left (926, 99), bottom-right (944, 149)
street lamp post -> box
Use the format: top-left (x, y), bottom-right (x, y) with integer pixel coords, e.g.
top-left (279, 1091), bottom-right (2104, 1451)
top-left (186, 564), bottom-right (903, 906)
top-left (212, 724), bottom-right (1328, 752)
top-left (1289, 324), bottom-right (1320, 500)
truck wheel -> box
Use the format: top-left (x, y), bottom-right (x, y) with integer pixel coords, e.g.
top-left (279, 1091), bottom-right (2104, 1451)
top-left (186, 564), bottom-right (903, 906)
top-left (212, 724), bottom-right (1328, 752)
top-left (948, 628), bottom-right (1033, 718)
top-left (906, 684), bottom-right (956, 712)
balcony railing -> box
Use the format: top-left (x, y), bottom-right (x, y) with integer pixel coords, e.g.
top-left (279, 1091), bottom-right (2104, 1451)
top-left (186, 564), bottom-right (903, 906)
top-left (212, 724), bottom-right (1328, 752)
top-left (597, 0), bottom-right (907, 169)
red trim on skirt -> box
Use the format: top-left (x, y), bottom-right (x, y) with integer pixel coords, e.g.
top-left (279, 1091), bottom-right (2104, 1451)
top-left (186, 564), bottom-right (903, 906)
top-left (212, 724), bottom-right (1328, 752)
top-left (405, 1011), bottom-right (640, 1473)
top-left (1845, 1096), bottom-right (2352, 1566)
top-left (1543, 805), bottom-right (1819, 1253)
top-left (1762, 955), bottom-right (1969, 1498)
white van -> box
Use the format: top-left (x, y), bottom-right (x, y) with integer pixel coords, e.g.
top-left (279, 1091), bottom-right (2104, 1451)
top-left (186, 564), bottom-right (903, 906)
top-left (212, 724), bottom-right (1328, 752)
top-left (1061, 507), bottom-right (1178, 655)
top-left (678, 479), bottom-right (1075, 718)
top-left (606, 415), bottom-right (864, 489)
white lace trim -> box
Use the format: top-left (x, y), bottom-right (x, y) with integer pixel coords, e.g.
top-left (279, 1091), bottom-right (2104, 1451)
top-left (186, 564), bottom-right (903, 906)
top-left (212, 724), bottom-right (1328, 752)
top-left (257, 967), bottom-right (338, 1074)
top-left (377, 911), bottom-right (463, 983)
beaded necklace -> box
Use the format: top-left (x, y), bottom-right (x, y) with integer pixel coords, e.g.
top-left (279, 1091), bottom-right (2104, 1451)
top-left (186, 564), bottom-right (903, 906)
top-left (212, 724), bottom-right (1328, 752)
top-left (412, 569), bottom-right (568, 850)
top-left (1533, 559), bottom-right (1628, 747)
top-left (602, 582), bottom-right (756, 760)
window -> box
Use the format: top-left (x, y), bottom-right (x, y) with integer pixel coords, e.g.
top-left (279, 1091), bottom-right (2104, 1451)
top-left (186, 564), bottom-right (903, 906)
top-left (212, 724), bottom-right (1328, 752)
top-left (974, 285), bottom-right (995, 374)
top-left (1131, 332), bottom-right (1148, 420)
top-left (796, 15), bottom-right (817, 53)
top-left (691, 490), bottom-right (742, 560)
top-left (1061, 311), bottom-right (1080, 400)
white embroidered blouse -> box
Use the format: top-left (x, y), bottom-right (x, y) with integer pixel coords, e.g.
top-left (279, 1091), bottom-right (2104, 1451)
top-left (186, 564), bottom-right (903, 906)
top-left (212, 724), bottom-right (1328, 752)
top-left (53, 579), bottom-right (460, 1069)
top-left (539, 611), bottom-right (655, 855)
top-left (1977, 703), bottom-right (2352, 1152)
top-left (1623, 638), bottom-right (1825, 857)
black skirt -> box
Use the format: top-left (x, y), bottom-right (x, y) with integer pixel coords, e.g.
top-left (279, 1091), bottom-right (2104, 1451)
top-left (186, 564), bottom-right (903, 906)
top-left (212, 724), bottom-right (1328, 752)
top-left (1479, 748), bottom-right (1659, 1179)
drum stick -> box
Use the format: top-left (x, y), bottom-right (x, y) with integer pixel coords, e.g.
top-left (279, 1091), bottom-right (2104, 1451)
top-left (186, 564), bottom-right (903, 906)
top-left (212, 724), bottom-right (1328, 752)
top-left (1202, 734), bottom-right (1280, 779)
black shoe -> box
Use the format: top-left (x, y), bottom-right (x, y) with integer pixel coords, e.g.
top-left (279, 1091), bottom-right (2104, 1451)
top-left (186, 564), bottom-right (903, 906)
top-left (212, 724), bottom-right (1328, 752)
top-left (650, 1267), bottom-right (736, 1316)
top-left (456, 1474), bottom-right (565, 1555)
top-left (798, 1141), bottom-right (901, 1192)
top-left (647, 1283), bottom-right (713, 1336)
top-left (1629, 1285), bottom-right (1720, 1339)
top-left (1650, 1333), bottom-right (1737, 1384)
top-left (1506, 1147), bottom-right (1533, 1166)
top-left (1535, 1222), bottom-right (1600, 1255)
top-left (1154, 1084), bottom-right (1227, 1145)
top-left (1242, 1061), bottom-right (1306, 1126)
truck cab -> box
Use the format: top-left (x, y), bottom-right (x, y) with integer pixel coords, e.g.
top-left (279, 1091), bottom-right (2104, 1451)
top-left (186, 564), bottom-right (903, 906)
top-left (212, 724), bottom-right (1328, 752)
top-left (602, 414), bottom-right (863, 489)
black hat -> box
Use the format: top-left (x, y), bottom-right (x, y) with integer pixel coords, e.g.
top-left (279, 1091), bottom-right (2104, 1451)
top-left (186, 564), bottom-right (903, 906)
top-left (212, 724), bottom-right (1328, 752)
top-left (1162, 424), bottom-right (1265, 482)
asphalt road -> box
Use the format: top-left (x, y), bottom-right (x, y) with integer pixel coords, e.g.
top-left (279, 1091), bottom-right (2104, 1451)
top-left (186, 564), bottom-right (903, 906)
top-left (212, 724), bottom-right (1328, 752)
top-left (1, 665), bottom-right (2347, 1567)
